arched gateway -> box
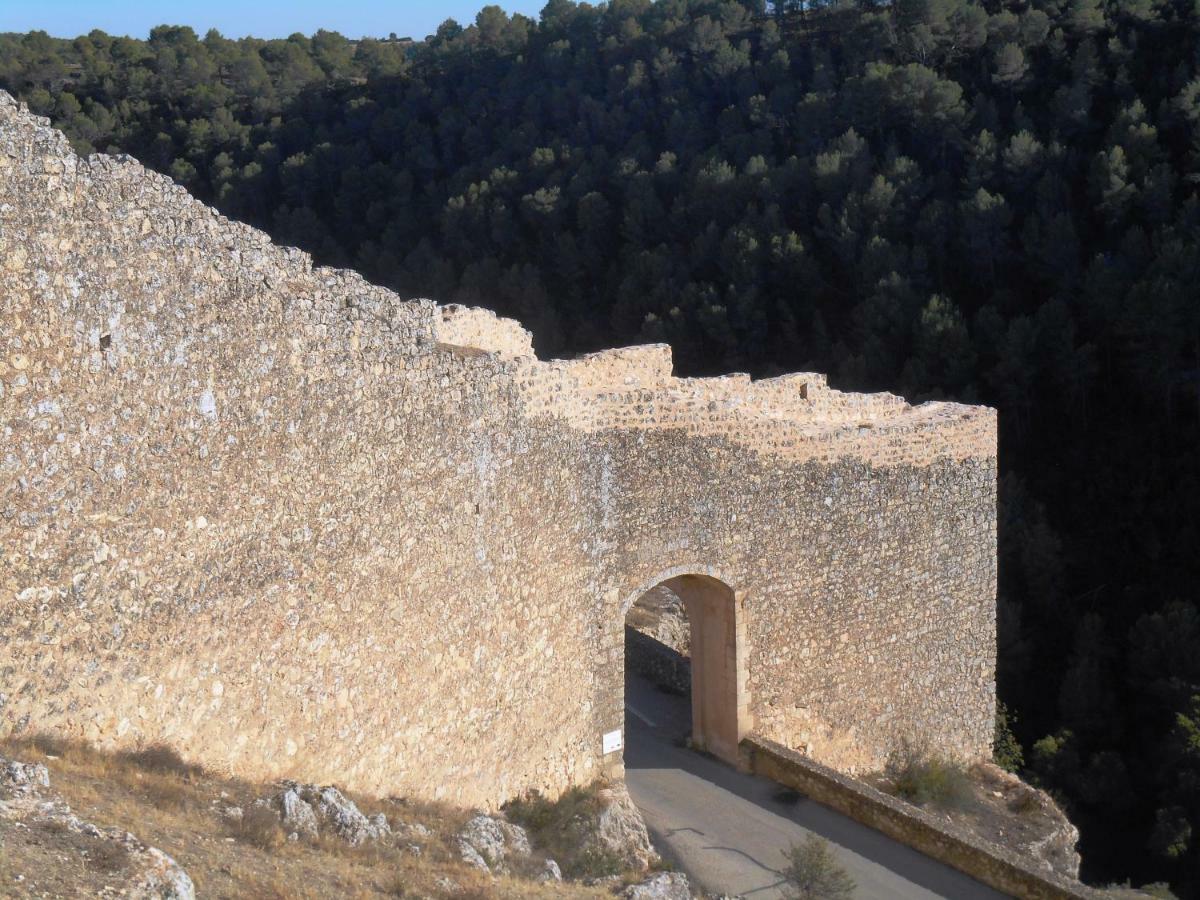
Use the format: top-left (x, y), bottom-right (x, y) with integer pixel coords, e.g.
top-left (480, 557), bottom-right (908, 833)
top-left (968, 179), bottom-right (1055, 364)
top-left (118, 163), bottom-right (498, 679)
top-left (625, 575), bottom-right (748, 765)
top-left (1, 91), bottom-right (997, 810)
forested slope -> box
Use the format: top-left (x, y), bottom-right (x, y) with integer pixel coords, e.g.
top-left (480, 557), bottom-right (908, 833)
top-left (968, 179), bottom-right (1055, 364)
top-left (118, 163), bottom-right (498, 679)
top-left (3, 1), bottom-right (1199, 892)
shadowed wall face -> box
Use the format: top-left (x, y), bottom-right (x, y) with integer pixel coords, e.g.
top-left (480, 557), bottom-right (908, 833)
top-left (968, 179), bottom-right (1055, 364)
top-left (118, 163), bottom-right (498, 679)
top-left (0, 92), bottom-right (997, 807)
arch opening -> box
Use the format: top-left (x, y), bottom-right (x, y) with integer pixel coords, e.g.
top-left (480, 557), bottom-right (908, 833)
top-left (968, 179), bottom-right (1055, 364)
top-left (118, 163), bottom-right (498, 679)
top-left (623, 574), bottom-right (748, 765)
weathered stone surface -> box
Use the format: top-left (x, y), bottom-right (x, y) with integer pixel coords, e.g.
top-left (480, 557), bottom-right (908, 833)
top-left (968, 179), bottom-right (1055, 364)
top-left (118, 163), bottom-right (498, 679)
top-left (538, 858), bottom-right (563, 882)
top-left (396, 821), bottom-right (431, 839)
top-left (259, 783), bottom-right (386, 845)
top-left (459, 841), bottom-right (490, 872)
top-left (369, 812), bottom-right (391, 836)
top-left (129, 846), bottom-right (195, 900)
top-left (587, 785), bottom-right (657, 871)
top-left (0, 90), bottom-right (997, 809)
top-left (627, 585), bottom-right (690, 655)
top-left (980, 764), bottom-right (1081, 880)
top-left (1029, 810), bottom-right (1081, 881)
top-left (457, 813), bottom-right (532, 873)
top-left (276, 789), bottom-right (319, 840)
top-left (4, 759), bottom-right (50, 791)
top-left (621, 872), bottom-right (692, 899)
top-left (307, 785), bottom-right (384, 846)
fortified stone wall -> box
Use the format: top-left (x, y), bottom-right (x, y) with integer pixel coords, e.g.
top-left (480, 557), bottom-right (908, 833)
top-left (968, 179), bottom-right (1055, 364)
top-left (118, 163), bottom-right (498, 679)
top-left (0, 92), bottom-right (997, 807)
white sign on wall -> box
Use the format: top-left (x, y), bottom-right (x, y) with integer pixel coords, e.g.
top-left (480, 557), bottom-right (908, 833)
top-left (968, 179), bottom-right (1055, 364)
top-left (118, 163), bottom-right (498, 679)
top-left (602, 728), bottom-right (623, 754)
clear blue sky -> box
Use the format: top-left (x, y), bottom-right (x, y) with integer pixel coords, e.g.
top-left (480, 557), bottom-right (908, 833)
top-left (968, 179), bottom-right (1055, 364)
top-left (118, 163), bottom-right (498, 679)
top-left (0, 0), bottom-right (549, 41)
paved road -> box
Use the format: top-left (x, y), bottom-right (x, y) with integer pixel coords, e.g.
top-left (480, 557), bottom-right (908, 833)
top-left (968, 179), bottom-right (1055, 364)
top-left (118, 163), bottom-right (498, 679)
top-left (624, 672), bottom-right (1010, 899)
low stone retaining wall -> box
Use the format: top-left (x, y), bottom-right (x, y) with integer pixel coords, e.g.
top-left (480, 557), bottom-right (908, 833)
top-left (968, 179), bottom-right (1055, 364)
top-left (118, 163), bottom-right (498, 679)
top-left (740, 736), bottom-right (1099, 900)
top-left (624, 627), bottom-right (691, 696)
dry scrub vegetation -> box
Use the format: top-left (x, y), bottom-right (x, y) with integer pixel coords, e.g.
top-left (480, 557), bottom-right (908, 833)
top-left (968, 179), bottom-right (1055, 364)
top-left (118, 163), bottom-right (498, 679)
top-left (867, 741), bottom-right (1082, 881)
top-left (505, 786), bottom-right (626, 881)
top-left (0, 734), bottom-right (613, 898)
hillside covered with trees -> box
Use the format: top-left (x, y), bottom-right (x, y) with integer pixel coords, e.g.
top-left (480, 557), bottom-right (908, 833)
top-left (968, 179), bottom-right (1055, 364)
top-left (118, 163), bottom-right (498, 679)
top-left (3, 0), bottom-right (1199, 892)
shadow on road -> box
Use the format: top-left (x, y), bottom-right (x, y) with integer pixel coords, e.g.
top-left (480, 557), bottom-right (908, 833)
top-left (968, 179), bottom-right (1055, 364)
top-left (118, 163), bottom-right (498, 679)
top-left (623, 674), bottom-right (1008, 900)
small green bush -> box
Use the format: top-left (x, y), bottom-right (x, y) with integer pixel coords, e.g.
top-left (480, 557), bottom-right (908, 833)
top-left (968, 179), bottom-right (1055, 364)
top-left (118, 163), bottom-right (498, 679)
top-left (572, 846), bottom-right (625, 880)
top-left (781, 834), bottom-right (856, 900)
top-left (504, 784), bottom-right (599, 836)
top-left (86, 840), bottom-right (131, 873)
top-left (886, 741), bottom-right (973, 809)
top-left (116, 743), bottom-right (204, 778)
top-left (993, 701), bottom-right (1025, 773)
top-left (503, 782), bottom-right (627, 880)
top-left (1006, 788), bottom-right (1041, 815)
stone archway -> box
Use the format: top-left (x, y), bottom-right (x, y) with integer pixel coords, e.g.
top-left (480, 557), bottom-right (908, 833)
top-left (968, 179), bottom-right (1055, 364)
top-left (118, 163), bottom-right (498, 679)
top-left (625, 574), bottom-right (749, 765)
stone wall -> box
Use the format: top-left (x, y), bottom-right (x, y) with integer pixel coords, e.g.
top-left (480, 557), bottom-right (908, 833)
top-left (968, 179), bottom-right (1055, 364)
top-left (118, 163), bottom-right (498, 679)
top-left (0, 92), bottom-right (997, 808)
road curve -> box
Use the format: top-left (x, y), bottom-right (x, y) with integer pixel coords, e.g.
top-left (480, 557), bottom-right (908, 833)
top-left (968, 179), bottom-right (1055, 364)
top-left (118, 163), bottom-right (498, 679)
top-left (624, 672), bottom-right (1010, 899)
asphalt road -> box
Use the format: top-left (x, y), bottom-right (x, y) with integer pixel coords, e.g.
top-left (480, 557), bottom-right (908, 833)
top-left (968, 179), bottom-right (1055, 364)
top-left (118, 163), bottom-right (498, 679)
top-left (623, 672), bottom-right (1010, 900)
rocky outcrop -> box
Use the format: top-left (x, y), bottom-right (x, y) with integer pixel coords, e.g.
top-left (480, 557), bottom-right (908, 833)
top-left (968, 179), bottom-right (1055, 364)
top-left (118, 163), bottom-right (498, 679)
top-left (979, 763), bottom-right (1082, 881)
top-left (0, 753), bottom-right (194, 899)
top-left (3, 757), bottom-right (50, 793)
top-left (621, 872), bottom-right (693, 899)
top-left (586, 784), bottom-right (658, 871)
top-left (537, 858), bottom-right (563, 881)
top-left (129, 848), bottom-right (197, 900)
top-left (278, 787), bottom-right (320, 839)
top-left (457, 813), bottom-right (533, 874)
top-left (257, 782), bottom-right (390, 845)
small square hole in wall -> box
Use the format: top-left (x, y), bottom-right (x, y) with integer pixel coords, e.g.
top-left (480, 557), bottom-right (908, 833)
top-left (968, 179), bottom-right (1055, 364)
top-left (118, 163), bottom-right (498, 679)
top-left (99, 333), bottom-right (111, 351)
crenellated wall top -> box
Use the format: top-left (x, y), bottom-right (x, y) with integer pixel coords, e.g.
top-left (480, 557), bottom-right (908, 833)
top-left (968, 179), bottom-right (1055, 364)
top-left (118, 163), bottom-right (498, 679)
top-left (1, 90), bottom-right (994, 468)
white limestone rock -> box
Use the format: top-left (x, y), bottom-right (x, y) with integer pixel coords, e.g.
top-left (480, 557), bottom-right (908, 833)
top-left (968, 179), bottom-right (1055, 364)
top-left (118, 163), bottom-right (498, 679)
top-left (129, 845), bottom-right (195, 900)
top-left (3, 758), bottom-right (50, 792)
top-left (307, 785), bottom-right (382, 846)
top-left (588, 784), bottom-right (657, 871)
top-left (369, 812), bottom-right (391, 836)
top-left (259, 783), bottom-right (388, 845)
top-left (456, 813), bottom-right (532, 874)
top-left (219, 804), bottom-right (243, 823)
top-left (276, 788), bottom-right (319, 839)
top-left (621, 872), bottom-right (692, 899)
top-left (459, 840), bottom-right (491, 872)
top-left (396, 820), bottom-right (431, 838)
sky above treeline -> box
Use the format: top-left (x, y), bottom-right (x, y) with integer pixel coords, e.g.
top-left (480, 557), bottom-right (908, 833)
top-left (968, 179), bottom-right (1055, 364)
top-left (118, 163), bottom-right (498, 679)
top-left (0, 0), bottom-right (548, 41)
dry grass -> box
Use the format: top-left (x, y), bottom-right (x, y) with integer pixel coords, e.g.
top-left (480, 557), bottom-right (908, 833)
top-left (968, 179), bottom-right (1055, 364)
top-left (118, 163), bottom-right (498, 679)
top-left (116, 743), bottom-right (204, 778)
top-left (8, 733), bottom-right (201, 799)
top-left (883, 740), bottom-right (974, 810)
top-left (0, 734), bottom-right (613, 899)
top-left (234, 875), bottom-right (295, 900)
top-left (87, 840), bottom-right (132, 874)
top-left (868, 754), bottom-right (1085, 883)
top-left (233, 804), bottom-right (288, 851)
top-left (36, 817), bottom-right (71, 836)
top-left (1007, 787), bottom-right (1043, 815)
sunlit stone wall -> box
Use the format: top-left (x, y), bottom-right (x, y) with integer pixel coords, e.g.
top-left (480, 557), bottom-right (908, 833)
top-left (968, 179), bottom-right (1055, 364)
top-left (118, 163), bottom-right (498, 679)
top-left (0, 91), bottom-right (996, 806)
